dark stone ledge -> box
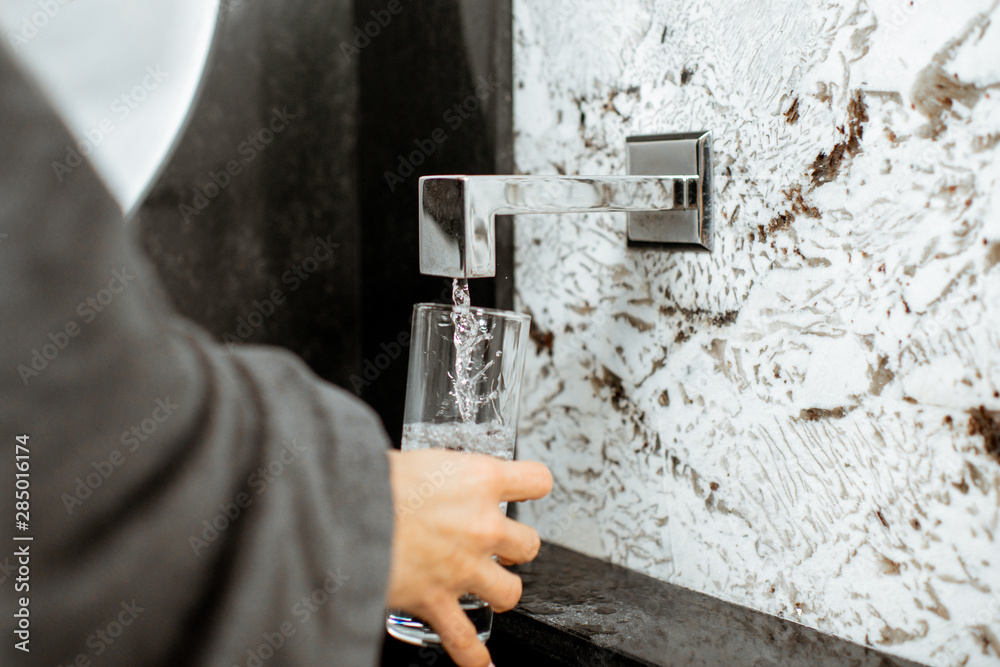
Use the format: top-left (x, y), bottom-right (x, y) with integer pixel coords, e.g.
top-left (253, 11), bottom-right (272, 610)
top-left (490, 543), bottom-right (927, 667)
top-left (382, 543), bottom-right (927, 665)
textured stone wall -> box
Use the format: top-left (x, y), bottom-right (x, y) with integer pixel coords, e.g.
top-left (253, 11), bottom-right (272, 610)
top-left (512, 1), bottom-right (1000, 664)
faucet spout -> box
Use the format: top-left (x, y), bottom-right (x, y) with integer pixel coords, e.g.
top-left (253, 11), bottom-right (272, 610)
top-left (418, 132), bottom-right (713, 278)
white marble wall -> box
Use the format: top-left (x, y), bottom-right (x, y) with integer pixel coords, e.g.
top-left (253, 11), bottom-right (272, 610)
top-left (511, 1), bottom-right (1000, 664)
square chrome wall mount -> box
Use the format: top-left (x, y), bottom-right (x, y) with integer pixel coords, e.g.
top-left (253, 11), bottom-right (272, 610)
top-left (626, 131), bottom-right (713, 251)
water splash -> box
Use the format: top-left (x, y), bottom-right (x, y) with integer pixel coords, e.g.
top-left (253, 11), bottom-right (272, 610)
top-left (450, 279), bottom-right (497, 422)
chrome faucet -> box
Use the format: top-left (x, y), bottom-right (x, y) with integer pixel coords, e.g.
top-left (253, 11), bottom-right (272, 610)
top-left (418, 131), bottom-right (713, 278)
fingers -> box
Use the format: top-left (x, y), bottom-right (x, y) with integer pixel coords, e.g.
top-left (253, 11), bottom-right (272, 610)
top-left (493, 516), bottom-right (541, 564)
top-left (495, 460), bottom-right (553, 502)
top-left (468, 561), bottom-right (523, 613)
top-left (423, 599), bottom-right (493, 667)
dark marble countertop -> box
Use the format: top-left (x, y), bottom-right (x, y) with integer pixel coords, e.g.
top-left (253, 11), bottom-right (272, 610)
top-left (490, 543), bottom-right (927, 667)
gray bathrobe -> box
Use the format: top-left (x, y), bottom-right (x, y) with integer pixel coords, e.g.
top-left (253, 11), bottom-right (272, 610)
top-left (0, 46), bottom-right (393, 667)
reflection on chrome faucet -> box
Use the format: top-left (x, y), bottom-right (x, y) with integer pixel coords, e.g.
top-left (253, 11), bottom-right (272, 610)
top-left (418, 131), bottom-right (713, 278)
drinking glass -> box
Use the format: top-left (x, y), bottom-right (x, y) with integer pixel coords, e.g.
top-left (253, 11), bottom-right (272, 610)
top-left (385, 303), bottom-right (531, 646)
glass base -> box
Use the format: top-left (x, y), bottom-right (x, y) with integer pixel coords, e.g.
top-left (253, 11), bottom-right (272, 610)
top-left (386, 596), bottom-right (493, 646)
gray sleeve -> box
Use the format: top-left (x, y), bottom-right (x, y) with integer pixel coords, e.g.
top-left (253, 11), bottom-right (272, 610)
top-left (0, 47), bottom-right (393, 667)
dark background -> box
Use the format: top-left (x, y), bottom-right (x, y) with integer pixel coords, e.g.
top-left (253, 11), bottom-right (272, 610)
top-left (133, 2), bottom-right (512, 664)
top-left (135, 0), bottom-right (513, 445)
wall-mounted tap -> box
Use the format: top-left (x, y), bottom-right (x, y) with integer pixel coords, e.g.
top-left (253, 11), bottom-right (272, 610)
top-left (418, 131), bottom-right (713, 278)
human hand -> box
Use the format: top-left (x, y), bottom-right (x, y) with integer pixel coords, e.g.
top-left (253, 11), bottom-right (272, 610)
top-left (385, 449), bottom-right (553, 667)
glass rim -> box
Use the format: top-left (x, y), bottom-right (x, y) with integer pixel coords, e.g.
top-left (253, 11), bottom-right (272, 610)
top-left (413, 302), bottom-right (531, 323)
